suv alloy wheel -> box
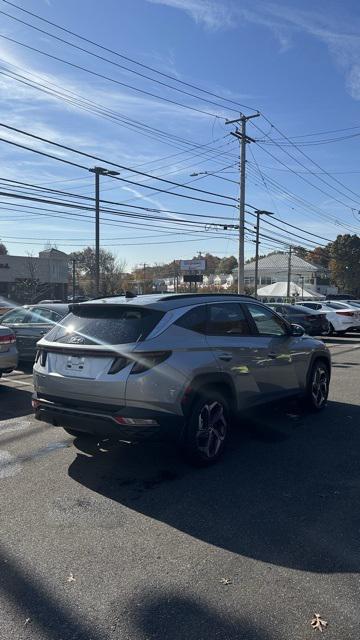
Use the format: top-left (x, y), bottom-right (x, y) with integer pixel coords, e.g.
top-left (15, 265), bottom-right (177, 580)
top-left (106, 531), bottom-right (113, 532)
top-left (307, 361), bottom-right (330, 411)
top-left (184, 389), bottom-right (229, 465)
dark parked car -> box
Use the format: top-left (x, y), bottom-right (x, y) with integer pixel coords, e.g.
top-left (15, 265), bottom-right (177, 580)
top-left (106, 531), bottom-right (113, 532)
top-left (0, 304), bottom-right (69, 361)
top-left (267, 303), bottom-right (330, 336)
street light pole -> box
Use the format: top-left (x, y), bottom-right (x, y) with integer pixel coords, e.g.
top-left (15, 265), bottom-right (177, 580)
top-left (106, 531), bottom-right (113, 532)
top-left (254, 210), bottom-right (274, 298)
top-left (89, 166), bottom-right (120, 296)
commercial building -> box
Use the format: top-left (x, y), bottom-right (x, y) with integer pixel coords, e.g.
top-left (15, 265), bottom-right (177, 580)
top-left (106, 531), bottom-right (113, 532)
top-left (0, 248), bottom-right (69, 304)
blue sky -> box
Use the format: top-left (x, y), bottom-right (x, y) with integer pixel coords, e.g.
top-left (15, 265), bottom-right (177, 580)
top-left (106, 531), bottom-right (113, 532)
top-left (1, 0), bottom-right (360, 270)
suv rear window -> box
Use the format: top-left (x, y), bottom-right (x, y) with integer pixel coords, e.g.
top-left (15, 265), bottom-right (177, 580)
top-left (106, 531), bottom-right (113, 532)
top-left (44, 305), bottom-right (164, 345)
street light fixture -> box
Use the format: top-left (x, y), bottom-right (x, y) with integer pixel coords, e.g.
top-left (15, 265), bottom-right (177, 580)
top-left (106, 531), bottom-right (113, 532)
top-left (254, 210), bottom-right (275, 298)
top-left (89, 166), bottom-right (120, 296)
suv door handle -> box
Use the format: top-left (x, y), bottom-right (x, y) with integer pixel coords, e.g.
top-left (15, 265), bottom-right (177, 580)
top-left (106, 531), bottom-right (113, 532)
top-left (217, 352), bottom-right (232, 362)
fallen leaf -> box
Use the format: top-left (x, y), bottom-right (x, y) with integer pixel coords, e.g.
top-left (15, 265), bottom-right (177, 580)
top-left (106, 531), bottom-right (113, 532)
top-left (67, 572), bottom-right (76, 583)
top-left (220, 578), bottom-right (232, 585)
top-left (311, 613), bottom-right (328, 632)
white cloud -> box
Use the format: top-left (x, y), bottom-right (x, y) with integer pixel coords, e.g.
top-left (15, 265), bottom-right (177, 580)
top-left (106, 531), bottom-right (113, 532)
top-left (146, 0), bottom-right (234, 30)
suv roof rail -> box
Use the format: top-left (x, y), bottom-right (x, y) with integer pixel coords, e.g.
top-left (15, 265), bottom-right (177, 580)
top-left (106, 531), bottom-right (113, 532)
top-left (161, 293), bottom-right (257, 301)
top-left (87, 290), bottom-right (137, 301)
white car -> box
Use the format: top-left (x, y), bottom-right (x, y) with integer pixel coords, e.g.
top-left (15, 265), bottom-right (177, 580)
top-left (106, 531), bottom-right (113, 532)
top-left (326, 301), bottom-right (360, 332)
top-left (0, 326), bottom-right (18, 376)
top-left (301, 301), bottom-right (359, 335)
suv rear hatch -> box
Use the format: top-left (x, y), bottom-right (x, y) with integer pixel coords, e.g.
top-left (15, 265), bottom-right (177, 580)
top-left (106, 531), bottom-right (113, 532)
top-left (35, 303), bottom-right (164, 406)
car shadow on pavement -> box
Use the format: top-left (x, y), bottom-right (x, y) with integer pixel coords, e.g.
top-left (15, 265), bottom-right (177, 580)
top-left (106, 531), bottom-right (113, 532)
top-left (0, 385), bottom-right (33, 420)
top-left (68, 399), bottom-right (360, 574)
top-left (0, 545), bottom-right (105, 640)
top-left (125, 590), bottom-right (272, 640)
top-left (0, 544), bottom-right (272, 640)
top-left (16, 362), bottom-right (34, 374)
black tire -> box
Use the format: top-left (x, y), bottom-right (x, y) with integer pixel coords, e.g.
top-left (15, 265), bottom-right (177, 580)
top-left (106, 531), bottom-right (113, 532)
top-left (183, 389), bottom-right (229, 466)
top-left (306, 360), bottom-right (330, 411)
top-left (327, 323), bottom-right (335, 336)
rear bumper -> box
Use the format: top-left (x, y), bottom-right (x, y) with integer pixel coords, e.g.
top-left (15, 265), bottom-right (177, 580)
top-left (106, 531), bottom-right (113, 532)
top-left (306, 325), bottom-right (329, 336)
top-left (32, 393), bottom-right (185, 442)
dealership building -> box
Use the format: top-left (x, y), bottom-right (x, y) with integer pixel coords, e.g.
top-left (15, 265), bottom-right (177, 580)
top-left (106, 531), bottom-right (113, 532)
top-left (0, 248), bottom-right (69, 303)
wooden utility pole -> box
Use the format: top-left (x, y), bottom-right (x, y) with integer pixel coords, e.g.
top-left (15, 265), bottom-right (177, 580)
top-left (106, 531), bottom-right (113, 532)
top-left (226, 112), bottom-right (260, 294)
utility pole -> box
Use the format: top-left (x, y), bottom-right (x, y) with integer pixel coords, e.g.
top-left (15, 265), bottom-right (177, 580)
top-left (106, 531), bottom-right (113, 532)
top-left (254, 210), bottom-right (274, 298)
top-left (143, 263), bottom-right (146, 294)
top-left (72, 258), bottom-right (76, 303)
top-left (89, 166), bottom-right (120, 296)
top-left (226, 112), bottom-right (260, 294)
top-left (287, 245), bottom-right (292, 300)
top-left (173, 260), bottom-right (177, 293)
top-left (296, 273), bottom-right (305, 299)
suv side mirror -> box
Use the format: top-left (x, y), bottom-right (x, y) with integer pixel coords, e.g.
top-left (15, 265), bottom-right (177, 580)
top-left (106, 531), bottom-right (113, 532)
top-left (290, 323), bottom-right (305, 337)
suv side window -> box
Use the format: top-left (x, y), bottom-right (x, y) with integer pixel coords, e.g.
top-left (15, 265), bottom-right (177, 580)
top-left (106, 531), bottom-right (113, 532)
top-left (246, 303), bottom-right (288, 336)
top-left (175, 305), bottom-right (207, 333)
top-left (207, 303), bottom-right (250, 335)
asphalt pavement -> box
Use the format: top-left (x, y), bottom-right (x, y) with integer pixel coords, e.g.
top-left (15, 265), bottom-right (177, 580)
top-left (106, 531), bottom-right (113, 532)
top-left (1, 335), bottom-right (360, 640)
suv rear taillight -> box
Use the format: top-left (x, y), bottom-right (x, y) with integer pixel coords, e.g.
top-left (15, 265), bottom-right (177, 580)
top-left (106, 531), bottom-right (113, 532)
top-left (337, 311), bottom-right (354, 316)
top-left (130, 351), bottom-right (171, 374)
top-left (0, 332), bottom-right (16, 345)
top-left (35, 349), bottom-right (47, 366)
top-left (108, 356), bottom-right (131, 375)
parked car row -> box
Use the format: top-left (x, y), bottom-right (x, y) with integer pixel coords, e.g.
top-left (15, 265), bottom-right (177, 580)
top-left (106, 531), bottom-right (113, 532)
top-left (5, 292), bottom-right (360, 464)
top-left (1, 297), bottom-right (360, 376)
top-left (267, 300), bottom-right (360, 336)
top-left (0, 304), bottom-right (70, 361)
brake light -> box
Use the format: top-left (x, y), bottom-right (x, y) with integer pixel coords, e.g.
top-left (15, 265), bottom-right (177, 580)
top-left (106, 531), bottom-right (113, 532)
top-left (336, 311), bottom-right (354, 316)
top-left (108, 356), bottom-right (130, 375)
top-left (35, 349), bottom-right (47, 366)
top-left (0, 333), bottom-right (16, 344)
top-left (130, 351), bottom-right (171, 374)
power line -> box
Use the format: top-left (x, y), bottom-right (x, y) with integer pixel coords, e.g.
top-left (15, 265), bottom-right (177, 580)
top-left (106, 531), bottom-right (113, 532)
top-left (0, 7), bottom-right (244, 115)
top-left (0, 173), bottom-right (339, 245)
top-left (252, 119), bottom-right (360, 209)
top-left (0, 60), bottom-right (238, 160)
top-left (0, 123), bottom-right (238, 204)
top-left (0, 33), bottom-right (224, 119)
top-left (1, 0), bottom-right (258, 113)
top-left (250, 138), bottom-right (360, 225)
top-left (0, 187), bottom-right (332, 249)
top-left (246, 162), bottom-right (360, 233)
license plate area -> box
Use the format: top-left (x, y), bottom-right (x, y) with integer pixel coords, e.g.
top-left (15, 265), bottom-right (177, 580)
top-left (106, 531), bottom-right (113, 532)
top-left (66, 355), bottom-right (85, 372)
top-left (49, 352), bottom-right (113, 379)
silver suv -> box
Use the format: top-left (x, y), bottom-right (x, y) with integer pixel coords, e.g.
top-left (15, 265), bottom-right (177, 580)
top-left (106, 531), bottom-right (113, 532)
top-left (33, 294), bottom-right (331, 465)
